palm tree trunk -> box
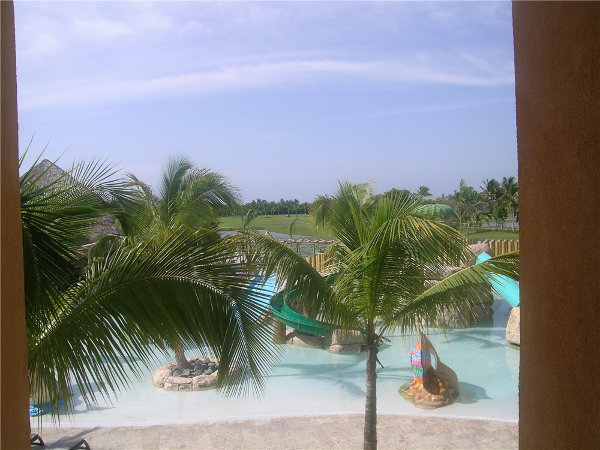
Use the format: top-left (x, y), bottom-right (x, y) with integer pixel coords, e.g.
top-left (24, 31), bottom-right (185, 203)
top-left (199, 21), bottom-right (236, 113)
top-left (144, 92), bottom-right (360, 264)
top-left (364, 345), bottom-right (378, 450)
top-left (511, 205), bottom-right (515, 232)
top-left (174, 340), bottom-right (192, 370)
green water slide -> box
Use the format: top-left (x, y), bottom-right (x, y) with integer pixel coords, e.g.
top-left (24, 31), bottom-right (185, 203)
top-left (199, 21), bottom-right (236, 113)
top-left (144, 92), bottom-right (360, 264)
top-left (266, 275), bottom-right (337, 337)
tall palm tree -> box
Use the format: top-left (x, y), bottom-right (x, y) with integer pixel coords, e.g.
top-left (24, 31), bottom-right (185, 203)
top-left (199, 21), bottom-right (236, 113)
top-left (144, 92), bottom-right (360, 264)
top-left (500, 176), bottom-right (519, 231)
top-left (22, 156), bottom-right (278, 419)
top-left (442, 180), bottom-right (481, 231)
top-left (124, 155), bottom-right (241, 247)
top-left (118, 156), bottom-right (245, 369)
top-left (235, 181), bottom-right (518, 450)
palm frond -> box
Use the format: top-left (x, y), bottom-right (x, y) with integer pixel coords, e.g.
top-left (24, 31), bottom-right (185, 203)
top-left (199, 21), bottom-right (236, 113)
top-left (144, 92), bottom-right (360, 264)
top-left (29, 231), bottom-right (281, 420)
top-left (392, 251), bottom-right (520, 335)
top-left (226, 231), bottom-right (357, 330)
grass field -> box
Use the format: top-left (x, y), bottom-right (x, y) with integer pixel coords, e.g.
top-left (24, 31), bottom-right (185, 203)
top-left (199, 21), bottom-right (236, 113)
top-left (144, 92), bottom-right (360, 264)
top-left (218, 214), bottom-right (330, 238)
top-left (219, 215), bottom-right (519, 241)
top-left (465, 230), bottom-right (520, 240)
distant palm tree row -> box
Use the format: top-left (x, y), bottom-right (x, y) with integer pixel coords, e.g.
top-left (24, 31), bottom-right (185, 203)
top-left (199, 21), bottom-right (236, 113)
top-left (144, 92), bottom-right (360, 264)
top-left (242, 177), bottom-right (518, 234)
top-left (438, 177), bottom-right (519, 231)
top-left (241, 198), bottom-right (311, 216)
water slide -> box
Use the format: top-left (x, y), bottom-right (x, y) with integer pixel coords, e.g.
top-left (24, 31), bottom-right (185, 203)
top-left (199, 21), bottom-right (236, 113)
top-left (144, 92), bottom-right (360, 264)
top-left (476, 253), bottom-right (520, 307)
top-left (249, 276), bottom-right (336, 337)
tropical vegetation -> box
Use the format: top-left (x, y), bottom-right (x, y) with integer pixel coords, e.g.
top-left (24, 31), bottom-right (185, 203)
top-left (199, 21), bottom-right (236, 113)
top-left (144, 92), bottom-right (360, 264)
top-left (22, 153), bottom-right (279, 419)
top-left (439, 177), bottom-right (518, 231)
top-left (229, 178), bottom-right (518, 239)
top-left (230, 181), bottom-right (519, 450)
top-left (21, 148), bottom-right (519, 450)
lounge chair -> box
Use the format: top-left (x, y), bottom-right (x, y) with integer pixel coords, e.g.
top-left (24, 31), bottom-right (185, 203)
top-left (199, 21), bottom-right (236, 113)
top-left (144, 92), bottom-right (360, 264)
top-left (30, 433), bottom-right (45, 446)
top-left (30, 433), bottom-right (91, 450)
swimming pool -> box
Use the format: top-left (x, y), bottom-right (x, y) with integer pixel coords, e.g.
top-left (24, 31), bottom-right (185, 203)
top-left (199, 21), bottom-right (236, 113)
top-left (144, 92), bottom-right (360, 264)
top-left (37, 299), bottom-right (518, 427)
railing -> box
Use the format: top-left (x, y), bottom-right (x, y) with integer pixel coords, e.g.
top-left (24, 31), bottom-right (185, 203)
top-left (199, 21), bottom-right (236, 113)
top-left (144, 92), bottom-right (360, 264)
top-left (279, 238), bottom-right (336, 259)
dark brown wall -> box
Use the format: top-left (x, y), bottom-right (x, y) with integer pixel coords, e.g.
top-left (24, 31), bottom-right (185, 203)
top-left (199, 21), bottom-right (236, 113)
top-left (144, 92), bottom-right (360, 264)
top-left (513, 2), bottom-right (600, 448)
top-left (1, 1), bottom-right (30, 448)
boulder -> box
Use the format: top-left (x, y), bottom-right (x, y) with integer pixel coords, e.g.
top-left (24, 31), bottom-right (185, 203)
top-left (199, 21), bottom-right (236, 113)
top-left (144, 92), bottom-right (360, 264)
top-left (328, 344), bottom-right (362, 354)
top-left (471, 303), bottom-right (494, 323)
top-left (470, 287), bottom-right (495, 324)
top-left (166, 376), bottom-right (192, 391)
top-left (468, 242), bottom-right (493, 258)
top-left (286, 330), bottom-right (324, 348)
top-left (330, 329), bottom-right (363, 346)
top-left (192, 374), bottom-right (217, 390)
top-left (153, 356), bottom-right (220, 391)
top-left (323, 329), bottom-right (363, 353)
top-left (506, 307), bottom-right (520, 346)
top-left (152, 369), bottom-right (173, 388)
top-left (441, 302), bottom-right (471, 328)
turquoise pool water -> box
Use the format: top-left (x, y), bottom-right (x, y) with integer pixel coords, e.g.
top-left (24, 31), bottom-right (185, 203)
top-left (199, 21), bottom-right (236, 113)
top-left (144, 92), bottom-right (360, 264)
top-left (38, 300), bottom-right (518, 427)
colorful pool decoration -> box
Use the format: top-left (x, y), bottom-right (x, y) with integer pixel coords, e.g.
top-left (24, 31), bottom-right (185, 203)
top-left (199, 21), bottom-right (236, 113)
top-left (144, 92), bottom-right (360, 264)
top-left (400, 333), bottom-right (460, 409)
top-left (410, 339), bottom-right (432, 381)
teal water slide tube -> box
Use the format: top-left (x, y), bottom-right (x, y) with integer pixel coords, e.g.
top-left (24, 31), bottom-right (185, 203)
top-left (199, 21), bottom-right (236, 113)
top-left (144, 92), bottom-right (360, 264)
top-left (476, 253), bottom-right (520, 307)
top-left (249, 276), bottom-right (336, 337)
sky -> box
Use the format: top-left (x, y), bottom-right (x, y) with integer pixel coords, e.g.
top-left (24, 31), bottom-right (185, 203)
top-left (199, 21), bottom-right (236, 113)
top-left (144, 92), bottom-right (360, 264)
top-left (14, 0), bottom-right (517, 203)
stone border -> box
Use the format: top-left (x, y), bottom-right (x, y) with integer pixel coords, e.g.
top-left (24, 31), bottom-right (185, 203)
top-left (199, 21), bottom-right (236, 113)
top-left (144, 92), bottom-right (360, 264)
top-left (152, 356), bottom-right (218, 391)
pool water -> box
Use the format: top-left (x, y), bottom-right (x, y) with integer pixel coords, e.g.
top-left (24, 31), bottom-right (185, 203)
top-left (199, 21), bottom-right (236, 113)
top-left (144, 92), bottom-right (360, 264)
top-left (38, 300), bottom-right (519, 427)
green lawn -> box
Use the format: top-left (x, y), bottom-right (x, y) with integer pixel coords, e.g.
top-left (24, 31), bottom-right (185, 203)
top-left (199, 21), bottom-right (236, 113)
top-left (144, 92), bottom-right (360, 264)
top-left (465, 230), bottom-right (520, 240)
top-left (219, 214), bottom-right (330, 238)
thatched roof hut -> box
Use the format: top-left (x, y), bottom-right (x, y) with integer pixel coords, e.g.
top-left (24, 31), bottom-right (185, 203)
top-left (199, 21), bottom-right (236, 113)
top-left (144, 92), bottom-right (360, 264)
top-left (22, 159), bottom-right (123, 243)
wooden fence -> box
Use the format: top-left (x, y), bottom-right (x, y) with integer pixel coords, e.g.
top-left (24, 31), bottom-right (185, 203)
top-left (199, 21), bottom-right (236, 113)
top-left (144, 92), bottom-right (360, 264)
top-left (467, 238), bottom-right (520, 256)
top-left (305, 253), bottom-right (330, 273)
top-left (305, 239), bottom-right (519, 272)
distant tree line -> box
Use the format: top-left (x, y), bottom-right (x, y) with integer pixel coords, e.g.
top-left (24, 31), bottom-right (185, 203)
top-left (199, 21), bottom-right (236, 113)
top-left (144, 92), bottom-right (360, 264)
top-left (438, 176), bottom-right (519, 231)
top-left (239, 198), bottom-right (311, 217)
top-left (236, 178), bottom-right (518, 232)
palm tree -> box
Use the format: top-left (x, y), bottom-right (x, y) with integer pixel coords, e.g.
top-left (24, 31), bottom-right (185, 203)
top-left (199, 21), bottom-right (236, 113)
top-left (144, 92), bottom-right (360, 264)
top-left (492, 205), bottom-right (509, 230)
top-left (443, 179), bottom-right (481, 231)
top-left (288, 218), bottom-right (298, 238)
top-left (480, 178), bottom-right (501, 206)
top-left (417, 185), bottom-right (432, 198)
top-left (124, 155), bottom-right (241, 246)
top-left (22, 156), bottom-right (278, 418)
top-left (237, 181), bottom-right (518, 450)
top-left (119, 155), bottom-right (246, 370)
top-left (241, 208), bottom-right (260, 230)
top-left (500, 176), bottom-right (519, 231)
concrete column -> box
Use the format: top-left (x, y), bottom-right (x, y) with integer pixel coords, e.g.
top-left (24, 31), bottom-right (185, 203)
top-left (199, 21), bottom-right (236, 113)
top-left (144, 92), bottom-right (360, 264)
top-left (513, 2), bottom-right (600, 448)
top-left (1, 1), bottom-right (30, 448)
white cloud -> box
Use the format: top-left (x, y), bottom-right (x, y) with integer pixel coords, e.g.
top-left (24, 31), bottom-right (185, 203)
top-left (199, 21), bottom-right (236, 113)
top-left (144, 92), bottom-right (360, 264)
top-left (19, 56), bottom-right (514, 110)
top-left (15, 1), bottom-right (515, 113)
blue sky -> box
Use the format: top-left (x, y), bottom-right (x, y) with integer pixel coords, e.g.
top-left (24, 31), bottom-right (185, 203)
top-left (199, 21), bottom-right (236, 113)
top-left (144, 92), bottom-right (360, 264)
top-left (15, 0), bottom-right (516, 202)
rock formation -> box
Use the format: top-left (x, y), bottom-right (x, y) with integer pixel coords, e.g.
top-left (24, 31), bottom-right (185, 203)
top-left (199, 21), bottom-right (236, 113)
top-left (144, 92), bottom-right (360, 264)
top-left (505, 307), bottom-right (520, 346)
top-left (153, 356), bottom-right (219, 391)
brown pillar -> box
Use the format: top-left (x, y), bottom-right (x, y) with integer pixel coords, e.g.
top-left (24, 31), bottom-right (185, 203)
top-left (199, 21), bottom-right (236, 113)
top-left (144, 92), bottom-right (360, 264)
top-left (1, 1), bottom-right (30, 448)
top-left (513, 2), bottom-right (600, 448)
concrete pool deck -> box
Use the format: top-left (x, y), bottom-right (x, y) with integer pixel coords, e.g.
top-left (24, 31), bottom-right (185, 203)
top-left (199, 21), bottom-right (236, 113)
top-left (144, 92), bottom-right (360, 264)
top-left (33, 414), bottom-right (518, 449)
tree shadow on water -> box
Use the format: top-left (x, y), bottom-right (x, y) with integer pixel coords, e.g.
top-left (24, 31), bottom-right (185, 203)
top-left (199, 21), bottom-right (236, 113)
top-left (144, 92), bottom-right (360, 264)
top-left (66, 382), bottom-right (117, 415)
top-left (273, 361), bottom-right (369, 399)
